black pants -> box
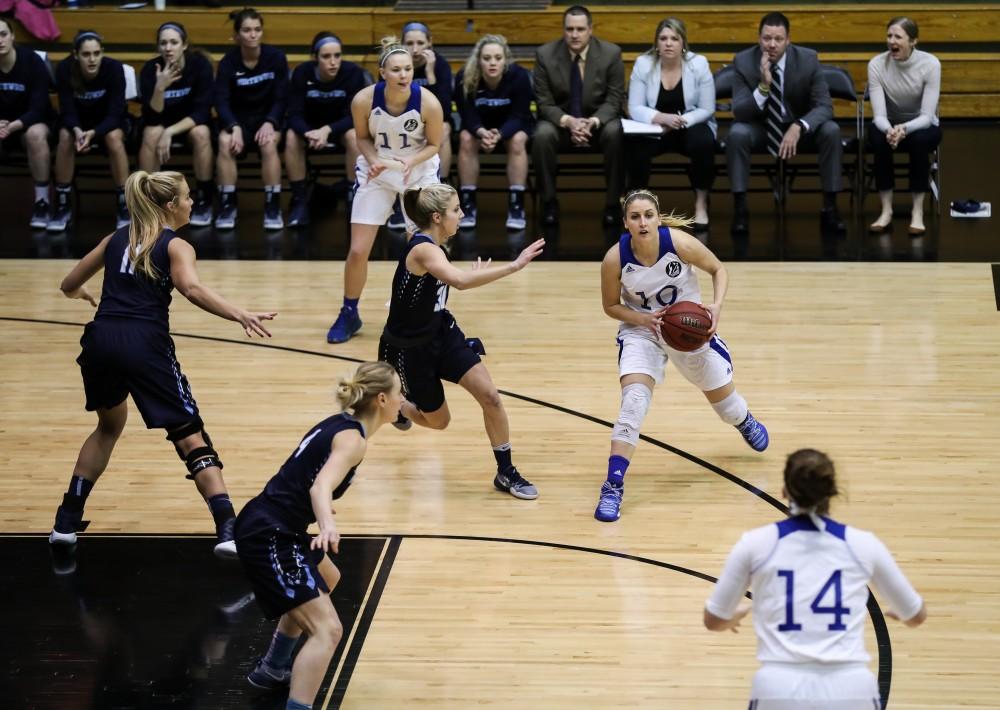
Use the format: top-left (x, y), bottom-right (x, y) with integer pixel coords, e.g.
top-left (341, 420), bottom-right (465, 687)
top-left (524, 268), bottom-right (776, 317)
top-left (869, 122), bottom-right (941, 193)
top-left (531, 118), bottom-right (625, 209)
top-left (625, 122), bottom-right (716, 191)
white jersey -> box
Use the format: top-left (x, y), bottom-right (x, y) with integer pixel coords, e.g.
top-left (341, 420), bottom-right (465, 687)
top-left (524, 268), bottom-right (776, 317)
top-left (359, 81), bottom-right (439, 194)
top-left (706, 515), bottom-right (924, 665)
top-left (617, 227), bottom-right (701, 343)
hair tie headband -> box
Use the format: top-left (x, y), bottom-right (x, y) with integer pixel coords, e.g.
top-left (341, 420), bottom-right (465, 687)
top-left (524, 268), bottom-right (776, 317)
top-left (158, 23), bottom-right (187, 42)
top-left (379, 47), bottom-right (409, 67)
top-left (74, 31), bottom-right (103, 49)
top-left (313, 35), bottom-right (342, 54)
top-left (402, 21), bottom-right (430, 37)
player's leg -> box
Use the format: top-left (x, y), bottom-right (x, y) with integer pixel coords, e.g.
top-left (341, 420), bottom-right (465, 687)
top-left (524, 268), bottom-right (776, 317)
top-left (284, 584), bottom-right (343, 707)
top-left (50, 401), bottom-right (128, 545)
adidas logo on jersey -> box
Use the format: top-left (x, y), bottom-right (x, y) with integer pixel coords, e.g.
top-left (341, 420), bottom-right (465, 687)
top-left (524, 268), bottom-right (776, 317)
top-left (624, 264), bottom-right (635, 273)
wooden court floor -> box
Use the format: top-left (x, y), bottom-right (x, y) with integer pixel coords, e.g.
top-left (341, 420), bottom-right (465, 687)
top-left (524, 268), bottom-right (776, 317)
top-left (1, 259), bottom-right (998, 708)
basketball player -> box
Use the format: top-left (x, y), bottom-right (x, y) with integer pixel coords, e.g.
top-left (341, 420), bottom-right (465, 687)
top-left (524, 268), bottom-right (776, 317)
top-left (47, 170), bottom-right (276, 558)
top-left (704, 448), bottom-right (927, 709)
top-left (594, 189), bottom-right (768, 522)
top-left (236, 362), bottom-right (402, 709)
top-left (379, 184), bottom-right (545, 499)
top-left (326, 36), bottom-right (444, 344)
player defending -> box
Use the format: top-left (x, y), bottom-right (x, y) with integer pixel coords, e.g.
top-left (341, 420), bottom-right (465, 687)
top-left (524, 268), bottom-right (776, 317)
top-left (594, 188), bottom-right (768, 522)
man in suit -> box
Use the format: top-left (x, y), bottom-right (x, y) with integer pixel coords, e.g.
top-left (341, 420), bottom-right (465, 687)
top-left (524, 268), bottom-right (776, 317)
top-left (532, 5), bottom-right (625, 226)
top-left (727, 12), bottom-right (845, 236)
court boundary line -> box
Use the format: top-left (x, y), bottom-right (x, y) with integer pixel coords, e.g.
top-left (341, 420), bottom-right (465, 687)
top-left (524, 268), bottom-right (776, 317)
top-left (0, 317), bottom-right (894, 707)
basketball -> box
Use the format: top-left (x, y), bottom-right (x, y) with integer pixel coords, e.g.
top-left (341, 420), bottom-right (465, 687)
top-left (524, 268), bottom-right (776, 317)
top-left (660, 301), bottom-right (712, 351)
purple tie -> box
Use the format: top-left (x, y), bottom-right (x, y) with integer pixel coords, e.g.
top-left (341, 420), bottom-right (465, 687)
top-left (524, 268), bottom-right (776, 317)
top-left (569, 53), bottom-right (583, 118)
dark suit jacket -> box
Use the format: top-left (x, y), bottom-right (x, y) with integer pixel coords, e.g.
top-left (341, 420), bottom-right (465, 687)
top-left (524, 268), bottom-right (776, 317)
top-left (533, 36), bottom-right (624, 127)
top-left (731, 44), bottom-right (832, 133)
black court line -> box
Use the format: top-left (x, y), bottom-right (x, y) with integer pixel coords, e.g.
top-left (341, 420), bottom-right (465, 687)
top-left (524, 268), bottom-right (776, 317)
top-left (992, 264), bottom-right (1000, 310)
top-left (0, 316), bottom-right (894, 707)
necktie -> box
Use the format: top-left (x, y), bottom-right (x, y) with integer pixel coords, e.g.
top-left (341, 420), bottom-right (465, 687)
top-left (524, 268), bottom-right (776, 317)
top-left (569, 53), bottom-right (583, 118)
top-left (766, 63), bottom-right (783, 157)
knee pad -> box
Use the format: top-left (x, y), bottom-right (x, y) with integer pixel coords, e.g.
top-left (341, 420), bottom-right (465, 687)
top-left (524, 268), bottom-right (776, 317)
top-left (711, 391), bottom-right (748, 426)
top-left (183, 446), bottom-right (223, 480)
top-left (611, 383), bottom-right (652, 447)
top-left (166, 416), bottom-right (205, 444)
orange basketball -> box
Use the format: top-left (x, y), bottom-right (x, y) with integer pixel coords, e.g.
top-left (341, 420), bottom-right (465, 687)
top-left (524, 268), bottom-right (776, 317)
top-left (660, 301), bottom-right (712, 352)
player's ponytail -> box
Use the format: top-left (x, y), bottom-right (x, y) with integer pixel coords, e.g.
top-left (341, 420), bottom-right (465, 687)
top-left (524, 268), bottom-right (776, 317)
top-left (403, 183), bottom-right (457, 230)
top-left (620, 189), bottom-right (694, 229)
top-left (783, 448), bottom-right (839, 515)
top-left (124, 170), bottom-right (185, 279)
top-left (378, 35), bottom-right (408, 67)
top-left (336, 361), bottom-right (398, 415)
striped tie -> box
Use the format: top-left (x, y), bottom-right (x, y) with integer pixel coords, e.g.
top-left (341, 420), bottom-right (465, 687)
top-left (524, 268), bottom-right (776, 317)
top-left (766, 64), bottom-right (783, 157)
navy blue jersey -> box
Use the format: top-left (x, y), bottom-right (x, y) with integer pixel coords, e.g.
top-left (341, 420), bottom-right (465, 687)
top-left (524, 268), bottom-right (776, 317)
top-left (413, 51), bottom-right (452, 120)
top-left (95, 226), bottom-right (178, 328)
top-left (383, 233), bottom-right (450, 345)
top-left (454, 63), bottom-right (534, 140)
top-left (287, 60), bottom-right (367, 137)
top-left (56, 56), bottom-right (127, 137)
top-left (215, 44), bottom-right (288, 129)
top-left (254, 414), bottom-right (366, 532)
top-left (0, 46), bottom-right (51, 126)
top-left (140, 52), bottom-right (213, 128)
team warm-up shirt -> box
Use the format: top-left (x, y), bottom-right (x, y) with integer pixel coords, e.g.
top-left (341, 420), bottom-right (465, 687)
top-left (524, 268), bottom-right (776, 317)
top-left (286, 59), bottom-right (367, 137)
top-left (139, 52), bottom-right (213, 128)
top-left (412, 50), bottom-right (452, 119)
top-left (0, 46), bottom-right (51, 126)
top-left (706, 515), bottom-right (924, 664)
top-left (453, 63), bottom-right (533, 140)
top-left (56, 56), bottom-right (127, 137)
top-left (214, 44), bottom-right (288, 130)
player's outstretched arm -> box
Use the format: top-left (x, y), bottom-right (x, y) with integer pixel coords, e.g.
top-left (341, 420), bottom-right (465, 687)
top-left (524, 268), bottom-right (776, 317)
top-left (60, 233), bottom-right (113, 306)
top-left (416, 238), bottom-right (544, 291)
top-left (167, 238), bottom-right (276, 337)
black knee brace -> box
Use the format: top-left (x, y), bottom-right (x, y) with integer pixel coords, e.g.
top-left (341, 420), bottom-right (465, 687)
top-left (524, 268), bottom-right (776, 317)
top-left (166, 416), bottom-right (223, 479)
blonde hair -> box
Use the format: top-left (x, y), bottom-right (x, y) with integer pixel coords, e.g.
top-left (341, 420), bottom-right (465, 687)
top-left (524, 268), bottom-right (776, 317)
top-left (462, 34), bottom-right (512, 98)
top-left (378, 35), bottom-right (409, 67)
top-left (620, 189), bottom-right (694, 228)
top-left (124, 170), bottom-right (185, 278)
top-left (402, 184), bottom-right (458, 229)
top-left (335, 361), bottom-right (398, 414)
top-left (645, 17), bottom-right (690, 62)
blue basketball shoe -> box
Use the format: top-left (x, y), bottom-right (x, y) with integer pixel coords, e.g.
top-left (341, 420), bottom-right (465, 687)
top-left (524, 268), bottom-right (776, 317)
top-left (326, 307), bottom-right (362, 344)
top-left (736, 411), bottom-right (769, 452)
top-left (247, 658), bottom-right (291, 690)
top-left (594, 481), bottom-right (623, 522)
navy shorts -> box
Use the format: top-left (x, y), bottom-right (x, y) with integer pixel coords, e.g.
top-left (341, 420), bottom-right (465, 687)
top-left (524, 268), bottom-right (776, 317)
top-left (378, 311), bottom-right (481, 413)
top-left (234, 502), bottom-right (330, 620)
top-left (77, 319), bottom-right (199, 429)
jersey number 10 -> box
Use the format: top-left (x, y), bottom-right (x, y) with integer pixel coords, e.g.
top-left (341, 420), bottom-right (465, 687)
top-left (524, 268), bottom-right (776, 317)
top-left (777, 569), bottom-right (850, 632)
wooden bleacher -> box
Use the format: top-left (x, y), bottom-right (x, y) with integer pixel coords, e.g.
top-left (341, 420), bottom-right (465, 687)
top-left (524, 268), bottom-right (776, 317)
top-left (19, 4), bottom-right (1000, 119)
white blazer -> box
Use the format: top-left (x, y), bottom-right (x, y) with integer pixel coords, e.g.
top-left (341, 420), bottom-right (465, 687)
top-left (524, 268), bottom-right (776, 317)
top-left (628, 51), bottom-right (716, 136)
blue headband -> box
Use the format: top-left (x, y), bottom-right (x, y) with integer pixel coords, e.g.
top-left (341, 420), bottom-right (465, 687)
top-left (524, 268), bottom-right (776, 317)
top-left (74, 31), bottom-right (102, 49)
top-left (158, 23), bottom-right (187, 42)
top-left (402, 22), bottom-right (430, 38)
top-left (379, 47), bottom-right (409, 67)
top-left (313, 35), bottom-right (342, 54)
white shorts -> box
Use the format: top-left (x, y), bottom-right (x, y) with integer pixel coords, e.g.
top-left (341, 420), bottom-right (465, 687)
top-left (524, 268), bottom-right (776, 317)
top-left (616, 329), bottom-right (733, 391)
top-left (749, 663), bottom-right (880, 710)
top-left (351, 154), bottom-right (441, 228)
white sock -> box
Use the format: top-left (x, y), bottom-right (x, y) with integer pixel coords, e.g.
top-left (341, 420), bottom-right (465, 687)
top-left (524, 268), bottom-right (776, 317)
top-left (34, 184), bottom-right (49, 202)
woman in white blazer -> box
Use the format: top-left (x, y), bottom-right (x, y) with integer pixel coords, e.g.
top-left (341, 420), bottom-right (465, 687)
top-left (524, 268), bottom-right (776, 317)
top-left (626, 18), bottom-right (716, 229)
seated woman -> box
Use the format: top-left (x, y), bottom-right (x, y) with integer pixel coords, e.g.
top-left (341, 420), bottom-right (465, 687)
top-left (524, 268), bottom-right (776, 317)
top-left (284, 31), bottom-right (370, 228)
top-left (404, 21), bottom-right (453, 183)
top-left (215, 8), bottom-right (289, 231)
top-left (52, 30), bottom-right (129, 232)
top-left (138, 22), bottom-right (215, 227)
top-left (0, 17), bottom-right (54, 229)
top-left (625, 17), bottom-right (716, 231)
top-left (454, 34), bottom-right (533, 230)
top-left (867, 16), bottom-right (941, 236)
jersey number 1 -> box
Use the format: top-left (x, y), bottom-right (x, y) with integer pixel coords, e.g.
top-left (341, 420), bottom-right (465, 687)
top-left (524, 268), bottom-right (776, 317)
top-left (777, 569), bottom-right (850, 631)
top-left (635, 285), bottom-right (678, 310)
top-left (378, 132), bottom-right (411, 149)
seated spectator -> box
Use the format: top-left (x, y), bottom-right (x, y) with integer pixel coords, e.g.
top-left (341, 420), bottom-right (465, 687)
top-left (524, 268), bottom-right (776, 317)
top-left (51, 30), bottom-right (129, 232)
top-left (867, 16), bottom-right (941, 236)
top-left (403, 21), bottom-right (453, 183)
top-left (215, 8), bottom-right (289, 230)
top-left (532, 5), bottom-right (625, 227)
top-left (138, 21), bottom-right (214, 227)
top-left (626, 18), bottom-right (715, 231)
top-left (727, 12), bottom-right (844, 237)
top-left (0, 17), bottom-right (54, 229)
top-left (284, 31), bottom-right (370, 228)
top-left (454, 34), bottom-right (533, 230)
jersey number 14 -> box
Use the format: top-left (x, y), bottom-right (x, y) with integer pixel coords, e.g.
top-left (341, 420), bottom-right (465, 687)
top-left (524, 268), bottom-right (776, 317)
top-left (777, 569), bottom-right (850, 631)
